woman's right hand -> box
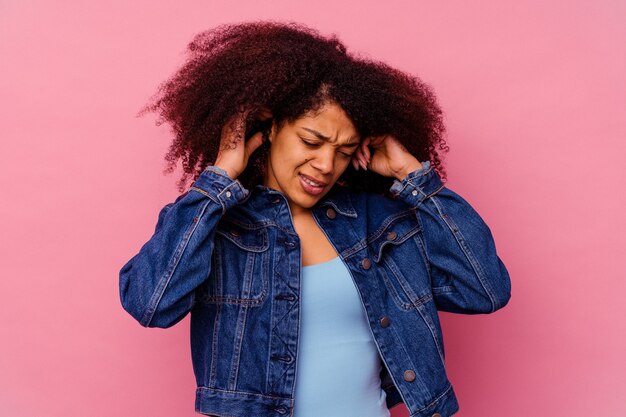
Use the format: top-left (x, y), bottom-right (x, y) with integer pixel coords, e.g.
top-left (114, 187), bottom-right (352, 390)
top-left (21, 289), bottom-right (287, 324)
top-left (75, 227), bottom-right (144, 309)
top-left (214, 107), bottom-right (272, 179)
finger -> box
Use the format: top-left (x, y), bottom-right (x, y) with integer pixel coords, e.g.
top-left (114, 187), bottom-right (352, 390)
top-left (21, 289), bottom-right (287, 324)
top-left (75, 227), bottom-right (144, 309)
top-left (370, 135), bottom-right (385, 148)
top-left (357, 144), bottom-right (368, 168)
top-left (244, 131), bottom-right (265, 156)
top-left (361, 138), bottom-right (373, 165)
top-left (362, 142), bottom-right (371, 161)
top-left (352, 146), bottom-right (363, 167)
top-left (255, 108), bottom-right (273, 121)
top-left (359, 154), bottom-right (367, 170)
top-left (357, 140), bottom-right (366, 155)
top-left (361, 151), bottom-right (369, 167)
top-left (350, 149), bottom-right (359, 171)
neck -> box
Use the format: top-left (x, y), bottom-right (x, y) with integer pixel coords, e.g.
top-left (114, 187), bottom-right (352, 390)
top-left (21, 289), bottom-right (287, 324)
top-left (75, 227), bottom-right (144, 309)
top-left (289, 202), bottom-right (311, 219)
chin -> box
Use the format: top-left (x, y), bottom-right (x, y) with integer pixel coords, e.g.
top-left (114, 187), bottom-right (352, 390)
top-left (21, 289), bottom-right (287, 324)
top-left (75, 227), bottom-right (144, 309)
top-left (294, 194), bottom-right (319, 208)
top-left (285, 190), bottom-right (323, 212)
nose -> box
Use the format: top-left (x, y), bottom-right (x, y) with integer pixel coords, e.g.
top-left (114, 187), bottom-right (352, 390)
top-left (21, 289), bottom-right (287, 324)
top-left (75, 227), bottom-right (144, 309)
top-left (309, 148), bottom-right (334, 175)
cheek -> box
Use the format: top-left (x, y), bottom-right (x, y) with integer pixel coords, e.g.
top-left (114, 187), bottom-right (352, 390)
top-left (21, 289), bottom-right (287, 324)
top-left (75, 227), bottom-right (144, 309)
top-left (270, 147), bottom-right (300, 177)
top-left (336, 157), bottom-right (351, 171)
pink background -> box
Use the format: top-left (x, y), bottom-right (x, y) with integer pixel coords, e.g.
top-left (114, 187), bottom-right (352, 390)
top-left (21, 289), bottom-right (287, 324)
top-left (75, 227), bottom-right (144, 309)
top-left (1, 1), bottom-right (624, 416)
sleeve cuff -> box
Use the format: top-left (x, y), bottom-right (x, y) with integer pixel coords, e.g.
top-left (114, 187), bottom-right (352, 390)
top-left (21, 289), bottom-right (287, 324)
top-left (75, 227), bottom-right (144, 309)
top-left (189, 166), bottom-right (250, 213)
top-left (389, 160), bottom-right (444, 205)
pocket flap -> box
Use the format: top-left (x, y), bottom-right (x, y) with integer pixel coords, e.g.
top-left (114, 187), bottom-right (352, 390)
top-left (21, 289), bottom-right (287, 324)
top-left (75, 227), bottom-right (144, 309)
top-left (216, 220), bottom-right (269, 252)
top-left (367, 210), bottom-right (421, 263)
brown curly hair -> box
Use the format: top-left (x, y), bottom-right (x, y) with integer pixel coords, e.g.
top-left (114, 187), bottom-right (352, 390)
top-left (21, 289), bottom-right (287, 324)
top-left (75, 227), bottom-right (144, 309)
top-left (139, 20), bottom-right (448, 194)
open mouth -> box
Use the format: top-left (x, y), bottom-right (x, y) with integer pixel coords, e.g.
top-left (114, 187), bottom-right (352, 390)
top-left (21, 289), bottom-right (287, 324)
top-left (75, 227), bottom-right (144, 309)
top-left (299, 174), bottom-right (326, 195)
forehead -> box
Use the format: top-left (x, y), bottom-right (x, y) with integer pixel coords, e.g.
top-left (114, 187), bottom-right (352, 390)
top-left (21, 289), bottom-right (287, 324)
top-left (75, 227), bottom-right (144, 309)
top-left (294, 102), bottom-right (359, 140)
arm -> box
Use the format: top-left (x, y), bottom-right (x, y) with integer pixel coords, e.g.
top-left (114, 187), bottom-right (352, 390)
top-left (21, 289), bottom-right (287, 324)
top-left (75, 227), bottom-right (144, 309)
top-left (118, 167), bottom-right (249, 328)
top-left (389, 161), bottom-right (512, 314)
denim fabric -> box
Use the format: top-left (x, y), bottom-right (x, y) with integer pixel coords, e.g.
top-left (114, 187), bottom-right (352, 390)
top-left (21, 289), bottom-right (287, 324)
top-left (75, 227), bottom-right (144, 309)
top-left (119, 161), bottom-right (511, 417)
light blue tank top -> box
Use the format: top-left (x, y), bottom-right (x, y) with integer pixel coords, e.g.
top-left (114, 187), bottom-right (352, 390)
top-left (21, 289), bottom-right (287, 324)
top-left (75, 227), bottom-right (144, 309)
top-left (293, 256), bottom-right (390, 417)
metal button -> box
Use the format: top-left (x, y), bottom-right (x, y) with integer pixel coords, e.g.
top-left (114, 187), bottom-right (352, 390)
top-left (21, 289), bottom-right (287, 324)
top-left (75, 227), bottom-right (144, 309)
top-left (432, 414), bottom-right (442, 417)
top-left (229, 229), bottom-right (240, 237)
top-left (379, 316), bottom-right (391, 328)
top-left (411, 190), bottom-right (418, 196)
top-left (225, 191), bottom-right (232, 198)
top-left (403, 370), bottom-right (416, 382)
top-left (286, 241), bottom-right (296, 249)
top-left (361, 258), bottom-right (371, 270)
top-left (274, 294), bottom-right (296, 301)
top-left (275, 406), bottom-right (287, 414)
top-left (326, 208), bottom-right (336, 219)
top-left (272, 354), bottom-right (292, 363)
top-left (386, 231), bottom-right (397, 240)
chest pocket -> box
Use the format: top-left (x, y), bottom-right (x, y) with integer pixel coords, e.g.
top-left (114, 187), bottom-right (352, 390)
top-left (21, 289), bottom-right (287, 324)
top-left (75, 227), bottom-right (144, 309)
top-left (197, 219), bottom-right (270, 306)
top-left (368, 210), bottom-right (431, 310)
top-left (368, 210), bottom-right (421, 264)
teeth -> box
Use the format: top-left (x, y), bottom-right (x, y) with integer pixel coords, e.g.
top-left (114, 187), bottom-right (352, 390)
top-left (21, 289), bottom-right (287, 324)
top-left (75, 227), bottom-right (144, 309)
top-left (301, 175), bottom-right (323, 187)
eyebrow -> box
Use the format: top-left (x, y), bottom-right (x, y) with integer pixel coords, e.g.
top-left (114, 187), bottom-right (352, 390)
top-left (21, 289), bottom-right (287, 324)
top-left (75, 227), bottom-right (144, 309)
top-left (301, 127), bottom-right (360, 147)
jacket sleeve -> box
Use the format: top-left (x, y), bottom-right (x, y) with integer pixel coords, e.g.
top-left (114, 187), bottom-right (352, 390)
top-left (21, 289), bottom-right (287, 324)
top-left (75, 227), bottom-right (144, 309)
top-left (389, 161), bottom-right (512, 314)
top-left (119, 167), bottom-right (249, 328)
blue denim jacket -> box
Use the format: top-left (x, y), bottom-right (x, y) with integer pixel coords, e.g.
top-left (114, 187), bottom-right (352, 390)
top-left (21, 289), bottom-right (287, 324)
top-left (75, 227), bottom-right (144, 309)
top-left (119, 161), bottom-right (511, 417)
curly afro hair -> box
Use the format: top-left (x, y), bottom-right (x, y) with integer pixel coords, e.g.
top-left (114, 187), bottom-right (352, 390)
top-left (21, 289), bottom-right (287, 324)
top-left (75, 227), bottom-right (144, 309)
top-left (139, 20), bottom-right (449, 194)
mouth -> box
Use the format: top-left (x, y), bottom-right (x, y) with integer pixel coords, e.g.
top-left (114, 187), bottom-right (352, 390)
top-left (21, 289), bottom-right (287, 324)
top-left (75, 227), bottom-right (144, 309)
top-left (299, 173), bottom-right (328, 195)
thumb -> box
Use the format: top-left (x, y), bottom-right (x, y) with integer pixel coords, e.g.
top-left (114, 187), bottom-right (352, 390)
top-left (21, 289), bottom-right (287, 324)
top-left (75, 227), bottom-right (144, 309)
top-left (244, 131), bottom-right (266, 157)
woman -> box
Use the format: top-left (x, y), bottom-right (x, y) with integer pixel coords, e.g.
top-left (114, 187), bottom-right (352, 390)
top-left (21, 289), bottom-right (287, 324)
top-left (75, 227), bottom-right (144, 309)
top-left (119, 21), bottom-right (511, 417)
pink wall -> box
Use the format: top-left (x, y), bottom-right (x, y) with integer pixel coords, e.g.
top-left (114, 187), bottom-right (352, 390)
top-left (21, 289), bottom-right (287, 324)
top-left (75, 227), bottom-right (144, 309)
top-left (1, 1), bottom-right (624, 416)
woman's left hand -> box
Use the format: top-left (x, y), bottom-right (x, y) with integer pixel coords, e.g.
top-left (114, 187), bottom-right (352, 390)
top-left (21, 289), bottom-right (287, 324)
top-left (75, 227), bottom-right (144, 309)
top-left (351, 135), bottom-right (423, 181)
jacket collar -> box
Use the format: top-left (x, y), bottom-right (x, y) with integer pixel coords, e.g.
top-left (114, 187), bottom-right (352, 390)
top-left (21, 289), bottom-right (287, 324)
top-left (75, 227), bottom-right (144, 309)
top-left (315, 184), bottom-right (358, 218)
top-left (251, 183), bottom-right (358, 218)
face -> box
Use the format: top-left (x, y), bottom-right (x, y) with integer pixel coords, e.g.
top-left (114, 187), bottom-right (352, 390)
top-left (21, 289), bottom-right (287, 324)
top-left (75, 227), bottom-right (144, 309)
top-left (264, 101), bottom-right (360, 216)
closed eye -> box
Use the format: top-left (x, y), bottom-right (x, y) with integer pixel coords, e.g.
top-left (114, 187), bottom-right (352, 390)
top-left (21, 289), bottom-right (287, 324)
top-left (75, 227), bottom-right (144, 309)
top-left (301, 139), bottom-right (320, 147)
top-left (301, 138), bottom-right (355, 158)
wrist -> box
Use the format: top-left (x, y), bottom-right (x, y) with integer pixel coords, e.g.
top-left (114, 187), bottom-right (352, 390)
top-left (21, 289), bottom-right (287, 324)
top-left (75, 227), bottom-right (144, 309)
top-left (388, 160), bottom-right (439, 199)
top-left (212, 163), bottom-right (239, 180)
top-left (394, 160), bottom-right (423, 181)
